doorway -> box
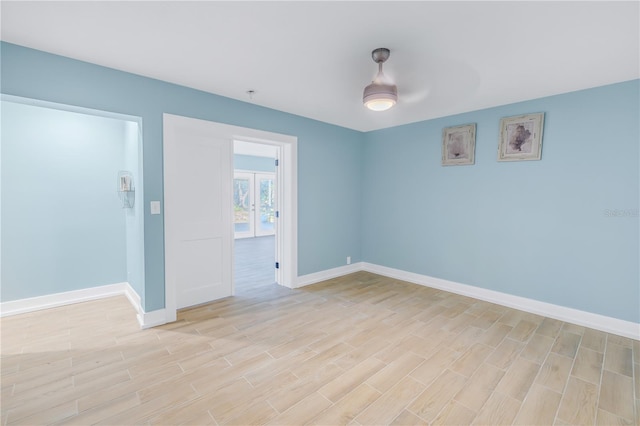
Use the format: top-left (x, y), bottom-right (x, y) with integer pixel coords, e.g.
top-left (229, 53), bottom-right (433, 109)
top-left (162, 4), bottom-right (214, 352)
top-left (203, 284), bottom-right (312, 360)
top-left (233, 139), bottom-right (280, 293)
top-left (163, 114), bottom-right (298, 323)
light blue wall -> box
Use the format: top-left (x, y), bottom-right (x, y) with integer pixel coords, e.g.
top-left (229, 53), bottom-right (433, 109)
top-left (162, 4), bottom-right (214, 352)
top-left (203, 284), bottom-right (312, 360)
top-left (2, 42), bottom-right (636, 324)
top-left (362, 80), bottom-right (639, 323)
top-left (234, 154), bottom-right (276, 173)
top-left (1, 101), bottom-right (129, 301)
top-left (0, 42), bottom-right (364, 311)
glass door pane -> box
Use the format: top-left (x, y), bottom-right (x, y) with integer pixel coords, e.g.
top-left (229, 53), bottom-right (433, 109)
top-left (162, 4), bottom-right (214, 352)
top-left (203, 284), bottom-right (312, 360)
top-left (233, 172), bottom-right (253, 238)
top-left (255, 173), bottom-right (276, 237)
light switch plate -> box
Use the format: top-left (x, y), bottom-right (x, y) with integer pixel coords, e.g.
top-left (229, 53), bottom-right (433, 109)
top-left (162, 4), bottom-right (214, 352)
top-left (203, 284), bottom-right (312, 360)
top-left (150, 201), bottom-right (161, 215)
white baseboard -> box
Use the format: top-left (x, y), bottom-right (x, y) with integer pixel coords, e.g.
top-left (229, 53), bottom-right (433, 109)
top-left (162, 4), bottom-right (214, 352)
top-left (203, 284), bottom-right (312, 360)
top-left (123, 282), bottom-right (142, 314)
top-left (1, 283), bottom-right (135, 317)
top-left (4, 265), bottom-right (636, 339)
top-left (0, 282), bottom-right (168, 329)
top-left (361, 262), bottom-right (640, 341)
top-left (296, 262), bottom-right (364, 288)
top-left (137, 309), bottom-right (167, 329)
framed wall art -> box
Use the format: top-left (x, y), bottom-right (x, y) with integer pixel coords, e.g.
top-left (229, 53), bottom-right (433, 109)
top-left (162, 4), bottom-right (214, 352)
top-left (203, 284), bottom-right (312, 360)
top-left (442, 123), bottom-right (476, 166)
top-left (498, 113), bottom-right (544, 161)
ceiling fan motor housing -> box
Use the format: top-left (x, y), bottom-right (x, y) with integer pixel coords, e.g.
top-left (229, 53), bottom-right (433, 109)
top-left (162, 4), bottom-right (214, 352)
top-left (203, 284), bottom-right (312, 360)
top-left (363, 82), bottom-right (398, 103)
top-left (371, 48), bottom-right (390, 64)
top-left (363, 47), bottom-right (397, 111)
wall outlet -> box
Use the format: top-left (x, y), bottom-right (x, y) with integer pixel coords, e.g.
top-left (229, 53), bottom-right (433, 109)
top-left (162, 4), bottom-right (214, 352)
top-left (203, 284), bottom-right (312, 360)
top-left (346, 256), bottom-right (351, 265)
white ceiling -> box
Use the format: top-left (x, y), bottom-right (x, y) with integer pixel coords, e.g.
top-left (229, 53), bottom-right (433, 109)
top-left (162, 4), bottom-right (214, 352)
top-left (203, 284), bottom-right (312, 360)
top-left (1, 1), bottom-right (638, 132)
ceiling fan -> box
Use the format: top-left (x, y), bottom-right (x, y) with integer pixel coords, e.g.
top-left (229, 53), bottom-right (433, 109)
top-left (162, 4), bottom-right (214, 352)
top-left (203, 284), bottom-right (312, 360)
top-left (363, 48), bottom-right (398, 112)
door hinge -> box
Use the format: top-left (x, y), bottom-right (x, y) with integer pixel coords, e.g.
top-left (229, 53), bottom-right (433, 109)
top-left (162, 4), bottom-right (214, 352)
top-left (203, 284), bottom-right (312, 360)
top-left (275, 159), bottom-right (279, 166)
top-left (275, 262), bottom-right (280, 269)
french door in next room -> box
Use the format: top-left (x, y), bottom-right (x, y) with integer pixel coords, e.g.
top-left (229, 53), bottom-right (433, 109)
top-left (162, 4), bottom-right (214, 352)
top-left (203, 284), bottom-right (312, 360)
top-left (234, 172), bottom-right (276, 239)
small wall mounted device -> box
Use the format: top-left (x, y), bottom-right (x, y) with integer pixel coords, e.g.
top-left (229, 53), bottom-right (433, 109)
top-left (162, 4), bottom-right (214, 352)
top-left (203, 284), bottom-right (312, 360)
top-left (118, 171), bottom-right (135, 208)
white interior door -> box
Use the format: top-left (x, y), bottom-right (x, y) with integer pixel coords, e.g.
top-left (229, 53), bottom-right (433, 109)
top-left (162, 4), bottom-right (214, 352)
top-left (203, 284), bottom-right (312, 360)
top-left (164, 115), bottom-right (233, 311)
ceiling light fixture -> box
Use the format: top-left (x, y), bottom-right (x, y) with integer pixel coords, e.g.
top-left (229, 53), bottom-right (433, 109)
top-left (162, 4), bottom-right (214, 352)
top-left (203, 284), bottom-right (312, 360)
top-left (363, 48), bottom-right (397, 111)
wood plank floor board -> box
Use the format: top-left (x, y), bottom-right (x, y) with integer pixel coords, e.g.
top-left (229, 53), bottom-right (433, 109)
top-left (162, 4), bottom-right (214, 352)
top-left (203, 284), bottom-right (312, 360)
top-left (536, 317), bottom-right (564, 339)
top-left (605, 342), bottom-right (634, 377)
top-left (355, 376), bottom-right (426, 426)
top-left (534, 352), bottom-right (574, 393)
top-left (310, 383), bottom-right (381, 426)
top-left (407, 369), bottom-right (468, 423)
top-left (508, 319), bottom-right (539, 342)
top-left (430, 400), bottom-right (477, 426)
top-left (472, 392), bottom-right (521, 426)
top-left (223, 400), bottom-right (278, 426)
top-left (366, 352), bottom-right (425, 393)
top-left (453, 362), bottom-right (505, 412)
top-left (520, 333), bottom-right (556, 364)
top-left (495, 357), bottom-right (542, 402)
top-left (266, 362), bottom-right (345, 414)
top-left (319, 357), bottom-right (387, 403)
top-left (598, 370), bottom-right (635, 422)
top-left (267, 392), bottom-right (333, 426)
top-left (389, 409), bottom-right (426, 426)
top-left (486, 338), bottom-right (525, 370)
top-left (572, 346), bottom-right (605, 385)
top-left (448, 342), bottom-right (494, 378)
top-left (476, 322), bottom-right (513, 348)
top-left (556, 376), bottom-right (598, 425)
top-left (512, 383), bottom-right (562, 425)
top-left (1, 266), bottom-right (637, 425)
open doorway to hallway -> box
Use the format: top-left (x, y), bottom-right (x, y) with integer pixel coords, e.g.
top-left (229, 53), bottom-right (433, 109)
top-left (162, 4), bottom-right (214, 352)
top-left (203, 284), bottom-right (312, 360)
top-left (233, 140), bottom-right (278, 294)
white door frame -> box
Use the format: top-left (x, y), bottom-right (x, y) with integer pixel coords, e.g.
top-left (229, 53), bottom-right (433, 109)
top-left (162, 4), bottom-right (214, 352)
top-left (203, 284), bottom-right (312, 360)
top-left (163, 114), bottom-right (298, 323)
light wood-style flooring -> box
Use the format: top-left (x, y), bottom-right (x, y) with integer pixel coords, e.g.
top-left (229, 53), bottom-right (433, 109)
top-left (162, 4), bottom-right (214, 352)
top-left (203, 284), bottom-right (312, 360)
top-left (235, 235), bottom-right (276, 293)
top-left (1, 272), bottom-right (638, 425)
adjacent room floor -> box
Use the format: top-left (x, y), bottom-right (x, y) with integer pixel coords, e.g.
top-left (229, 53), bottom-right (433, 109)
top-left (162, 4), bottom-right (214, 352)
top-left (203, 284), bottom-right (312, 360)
top-left (1, 272), bottom-right (638, 425)
top-left (235, 235), bottom-right (276, 294)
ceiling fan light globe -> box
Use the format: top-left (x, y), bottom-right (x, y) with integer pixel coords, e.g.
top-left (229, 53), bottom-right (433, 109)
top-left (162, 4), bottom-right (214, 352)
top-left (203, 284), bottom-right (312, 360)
top-left (363, 82), bottom-right (398, 111)
top-left (365, 98), bottom-right (396, 111)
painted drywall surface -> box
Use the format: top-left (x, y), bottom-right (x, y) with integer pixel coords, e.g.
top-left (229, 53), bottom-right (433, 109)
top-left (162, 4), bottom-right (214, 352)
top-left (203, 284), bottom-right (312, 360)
top-left (362, 80), bottom-right (640, 323)
top-left (234, 154), bottom-right (276, 173)
top-left (1, 42), bottom-right (364, 311)
top-left (1, 101), bottom-right (128, 301)
top-left (297, 120), bottom-right (363, 273)
top-left (124, 121), bottom-right (145, 299)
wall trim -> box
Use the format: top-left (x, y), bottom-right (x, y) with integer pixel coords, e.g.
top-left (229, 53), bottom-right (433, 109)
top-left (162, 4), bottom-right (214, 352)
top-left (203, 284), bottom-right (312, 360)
top-left (123, 282), bottom-right (142, 314)
top-left (0, 282), bottom-right (169, 329)
top-left (361, 262), bottom-right (639, 340)
top-left (3, 265), bottom-right (636, 339)
top-left (1, 283), bottom-right (135, 317)
top-left (137, 309), bottom-right (167, 329)
top-left (296, 262), bottom-right (364, 288)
